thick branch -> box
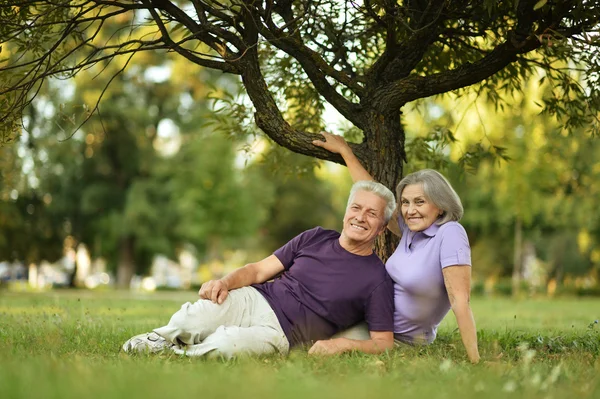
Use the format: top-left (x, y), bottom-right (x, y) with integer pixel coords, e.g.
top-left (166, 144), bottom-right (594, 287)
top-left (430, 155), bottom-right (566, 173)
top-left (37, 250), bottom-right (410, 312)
top-left (234, 10), bottom-right (369, 165)
top-left (366, 0), bottom-right (447, 85)
top-left (371, 36), bottom-right (542, 110)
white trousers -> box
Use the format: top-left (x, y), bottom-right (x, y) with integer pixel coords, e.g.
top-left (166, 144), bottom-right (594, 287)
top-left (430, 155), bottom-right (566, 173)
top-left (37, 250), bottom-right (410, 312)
top-left (332, 321), bottom-right (371, 340)
top-left (153, 287), bottom-right (289, 358)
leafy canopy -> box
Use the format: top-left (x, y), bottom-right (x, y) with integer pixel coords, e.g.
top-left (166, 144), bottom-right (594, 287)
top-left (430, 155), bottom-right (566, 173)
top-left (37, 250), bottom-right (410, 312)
top-left (1, 1), bottom-right (599, 169)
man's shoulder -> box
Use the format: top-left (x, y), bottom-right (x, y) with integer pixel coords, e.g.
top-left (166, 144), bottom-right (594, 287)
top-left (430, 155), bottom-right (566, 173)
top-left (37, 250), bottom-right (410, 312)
top-left (371, 260), bottom-right (392, 282)
top-left (299, 226), bottom-right (340, 243)
top-left (349, 252), bottom-right (388, 283)
top-left (276, 227), bottom-right (340, 256)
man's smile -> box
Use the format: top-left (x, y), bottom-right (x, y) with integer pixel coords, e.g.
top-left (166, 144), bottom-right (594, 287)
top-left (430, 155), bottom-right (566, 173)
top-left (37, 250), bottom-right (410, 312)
top-left (350, 222), bottom-right (367, 230)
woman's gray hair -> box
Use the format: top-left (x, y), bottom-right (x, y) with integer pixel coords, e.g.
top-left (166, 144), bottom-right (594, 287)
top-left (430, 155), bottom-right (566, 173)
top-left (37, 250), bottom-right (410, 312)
top-left (347, 180), bottom-right (396, 223)
top-left (396, 169), bottom-right (463, 224)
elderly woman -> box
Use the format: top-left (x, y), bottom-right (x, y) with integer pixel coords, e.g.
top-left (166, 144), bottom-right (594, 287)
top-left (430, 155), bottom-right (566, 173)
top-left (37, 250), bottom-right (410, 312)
top-left (314, 132), bottom-right (480, 363)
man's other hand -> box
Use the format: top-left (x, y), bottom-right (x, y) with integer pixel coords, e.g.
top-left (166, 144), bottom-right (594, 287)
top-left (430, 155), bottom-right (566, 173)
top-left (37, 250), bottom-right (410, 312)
top-left (308, 338), bottom-right (349, 356)
top-left (199, 280), bottom-right (229, 304)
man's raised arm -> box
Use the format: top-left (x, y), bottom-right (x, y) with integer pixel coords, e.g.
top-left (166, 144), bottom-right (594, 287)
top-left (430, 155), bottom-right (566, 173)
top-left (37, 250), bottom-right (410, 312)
top-left (199, 255), bottom-right (285, 304)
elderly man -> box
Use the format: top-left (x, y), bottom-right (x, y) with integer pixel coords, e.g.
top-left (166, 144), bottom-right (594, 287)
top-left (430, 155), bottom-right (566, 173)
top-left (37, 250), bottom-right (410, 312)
top-left (122, 180), bottom-right (396, 358)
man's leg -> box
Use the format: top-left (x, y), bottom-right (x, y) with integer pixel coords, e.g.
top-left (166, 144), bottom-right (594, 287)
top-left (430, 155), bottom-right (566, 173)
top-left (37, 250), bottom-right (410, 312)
top-left (123, 286), bottom-right (288, 357)
top-left (152, 287), bottom-right (256, 345)
top-left (123, 287), bottom-right (257, 353)
top-left (172, 287), bottom-right (288, 358)
top-left (173, 324), bottom-right (288, 359)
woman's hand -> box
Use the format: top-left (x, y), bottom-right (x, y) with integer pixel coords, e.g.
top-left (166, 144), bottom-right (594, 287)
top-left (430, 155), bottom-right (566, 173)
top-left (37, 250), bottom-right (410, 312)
top-left (312, 131), bottom-right (352, 156)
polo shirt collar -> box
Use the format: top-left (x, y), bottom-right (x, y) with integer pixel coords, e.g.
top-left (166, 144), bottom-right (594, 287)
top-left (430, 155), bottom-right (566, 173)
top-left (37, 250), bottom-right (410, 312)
top-left (405, 220), bottom-right (441, 250)
top-left (421, 221), bottom-right (441, 237)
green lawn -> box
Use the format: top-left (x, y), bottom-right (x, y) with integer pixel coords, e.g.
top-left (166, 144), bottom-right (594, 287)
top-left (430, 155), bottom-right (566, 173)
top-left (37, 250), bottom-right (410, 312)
top-left (0, 290), bottom-right (598, 399)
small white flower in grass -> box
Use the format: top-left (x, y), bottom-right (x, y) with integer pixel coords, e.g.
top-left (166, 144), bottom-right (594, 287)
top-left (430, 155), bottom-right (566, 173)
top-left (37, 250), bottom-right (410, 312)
top-left (517, 341), bottom-right (535, 369)
top-left (517, 342), bottom-right (529, 351)
top-left (372, 360), bottom-right (385, 369)
top-left (530, 373), bottom-right (542, 387)
top-left (546, 364), bottom-right (562, 385)
top-left (503, 380), bottom-right (517, 392)
top-left (474, 381), bottom-right (485, 392)
top-left (439, 358), bottom-right (452, 372)
top-left (367, 359), bottom-right (387, 373)
top-left (540, 365), bottom-right (563, 391)
top-left (522, 349), bottom-right (536, 368)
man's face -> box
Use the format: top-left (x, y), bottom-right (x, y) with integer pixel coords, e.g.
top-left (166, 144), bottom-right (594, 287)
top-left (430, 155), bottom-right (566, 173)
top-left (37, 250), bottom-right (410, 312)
top-left (342, 190), bottom-right (387, 246)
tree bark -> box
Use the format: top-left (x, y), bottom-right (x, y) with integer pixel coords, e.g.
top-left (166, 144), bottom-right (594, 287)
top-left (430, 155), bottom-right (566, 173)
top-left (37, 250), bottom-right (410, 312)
top-left (361, 109), bottom-right (406, 261)
top-left (116, 236), bottom-right (136, 289)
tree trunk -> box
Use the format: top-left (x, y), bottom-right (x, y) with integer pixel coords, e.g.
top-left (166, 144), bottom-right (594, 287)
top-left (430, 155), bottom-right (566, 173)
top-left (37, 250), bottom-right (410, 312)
top-left (362, 110), bottom-right (406, 261)
top-left (68, 263), bottom-right (78, 288)
top-left (512, 216), bottom-right (523, 296)
top-left (116, 236), bottom-right (135, 289)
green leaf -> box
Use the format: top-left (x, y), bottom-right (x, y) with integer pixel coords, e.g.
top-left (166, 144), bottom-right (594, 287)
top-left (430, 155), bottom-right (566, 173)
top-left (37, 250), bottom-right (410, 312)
top-left (533, 0), bottom-right (547, 10)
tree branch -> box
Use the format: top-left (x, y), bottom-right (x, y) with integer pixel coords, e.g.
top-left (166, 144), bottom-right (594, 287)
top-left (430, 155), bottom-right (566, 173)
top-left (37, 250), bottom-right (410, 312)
top-left (247, 9), bottom-right (365, 128)
top-left (367, 0), bottom-right (446, 84)
top-left (144, 2), bottom-right (240, 73)
top-left (231, 6), bottom-right (369, 164)
top-left (372, 35), bottom-right (543, 110)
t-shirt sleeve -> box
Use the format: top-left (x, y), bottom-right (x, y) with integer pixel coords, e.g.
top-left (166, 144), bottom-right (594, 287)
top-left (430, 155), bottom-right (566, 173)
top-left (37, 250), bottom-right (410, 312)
top-left (439, 223), bottom-right (471, 268)
top-left (364, 274), bottom-right (395, 332)
top-left (273, 227), bottom-right (323, 270)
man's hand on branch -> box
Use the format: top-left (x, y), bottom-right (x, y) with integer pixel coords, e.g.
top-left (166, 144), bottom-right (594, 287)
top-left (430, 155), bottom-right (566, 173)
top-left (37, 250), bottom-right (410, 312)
top-left (312, 131), bottom-right (352, 156)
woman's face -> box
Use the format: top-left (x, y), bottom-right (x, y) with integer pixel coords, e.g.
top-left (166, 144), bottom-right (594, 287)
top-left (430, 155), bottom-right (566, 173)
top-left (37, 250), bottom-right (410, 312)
top-left (400, 183), bottom-right (442, 232)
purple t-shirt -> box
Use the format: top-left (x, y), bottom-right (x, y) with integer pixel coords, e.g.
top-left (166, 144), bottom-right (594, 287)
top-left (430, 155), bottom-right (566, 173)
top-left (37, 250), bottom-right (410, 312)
top-left (253, 227), bottom-right (394, 347)
top-left (385, 220), bottom-right (471, 345)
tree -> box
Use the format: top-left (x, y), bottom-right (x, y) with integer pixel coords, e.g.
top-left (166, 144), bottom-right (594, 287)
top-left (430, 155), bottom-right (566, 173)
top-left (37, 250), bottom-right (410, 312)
top-left (159, 132), bottom-right (276, 263)
top-left (251, 148), bottom-right (346, 251)
top-left (0, 126), bottom-right (66, 269)
top-left (2, 0), bottom-right (600, 257)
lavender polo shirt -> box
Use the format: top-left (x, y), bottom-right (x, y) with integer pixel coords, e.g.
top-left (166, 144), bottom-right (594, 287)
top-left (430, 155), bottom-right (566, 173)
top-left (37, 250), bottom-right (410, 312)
top-left (385, 219), bottom-right (471, 344)
top-left (253, 227), bottom-right (394, 347)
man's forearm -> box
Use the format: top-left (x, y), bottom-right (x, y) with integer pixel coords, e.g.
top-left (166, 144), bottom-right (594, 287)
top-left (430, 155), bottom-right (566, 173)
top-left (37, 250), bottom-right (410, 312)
top-left (312, 337), bottom-right (394, 355)
top-left (220, 264), bottom-right (260, 291)
top-left (342, 337), bottom-right (394, 354)
top-left (339, 149), bottom-right (374, 182)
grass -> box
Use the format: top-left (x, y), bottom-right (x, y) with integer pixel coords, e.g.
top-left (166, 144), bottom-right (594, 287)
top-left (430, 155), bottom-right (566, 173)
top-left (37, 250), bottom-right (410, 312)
top-left (0, 289), bottom-right (599, 399)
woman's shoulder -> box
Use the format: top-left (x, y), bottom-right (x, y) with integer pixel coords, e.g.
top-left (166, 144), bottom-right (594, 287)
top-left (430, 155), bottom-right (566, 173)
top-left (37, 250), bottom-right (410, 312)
top-left (438, 221), bottom-right (469, 239)
top-left (439, 220), bottom-right (466, 231)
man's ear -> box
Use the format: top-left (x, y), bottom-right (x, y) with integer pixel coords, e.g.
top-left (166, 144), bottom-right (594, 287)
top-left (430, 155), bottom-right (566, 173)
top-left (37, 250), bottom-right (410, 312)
top-left (377, 222), bottom-right (389, 236)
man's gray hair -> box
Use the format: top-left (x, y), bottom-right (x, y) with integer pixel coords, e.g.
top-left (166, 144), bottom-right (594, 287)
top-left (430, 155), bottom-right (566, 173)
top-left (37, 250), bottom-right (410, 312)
top-left (396, 169), bottom-right (463, 224)
top-left (347, 180), bottom-right (396, 223)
